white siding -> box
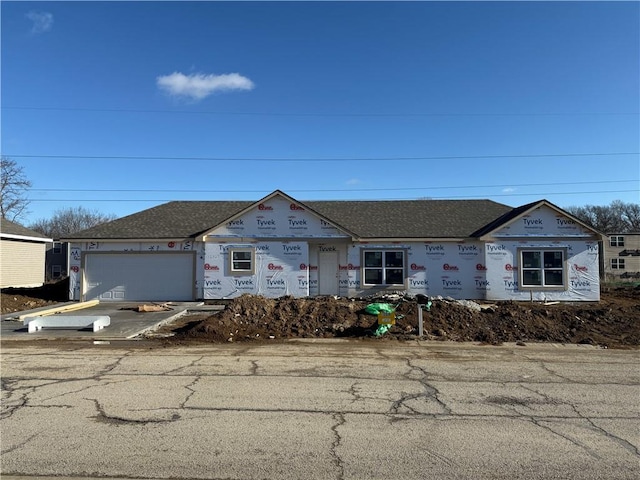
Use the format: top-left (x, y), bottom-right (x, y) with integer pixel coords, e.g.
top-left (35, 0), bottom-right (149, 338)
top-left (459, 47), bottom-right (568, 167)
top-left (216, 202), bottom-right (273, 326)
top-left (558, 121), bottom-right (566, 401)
top-left (0, 239), bottom-right (47, 288)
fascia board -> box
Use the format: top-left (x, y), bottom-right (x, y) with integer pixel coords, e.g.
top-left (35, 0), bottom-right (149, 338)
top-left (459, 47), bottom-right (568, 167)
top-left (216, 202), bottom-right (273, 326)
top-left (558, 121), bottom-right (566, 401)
top-left (356, 237), bottom-right (469, 243)
top-left (60, 237), bottom-right (194, 243)
top-left (0, 233), bottom-right (53, 243)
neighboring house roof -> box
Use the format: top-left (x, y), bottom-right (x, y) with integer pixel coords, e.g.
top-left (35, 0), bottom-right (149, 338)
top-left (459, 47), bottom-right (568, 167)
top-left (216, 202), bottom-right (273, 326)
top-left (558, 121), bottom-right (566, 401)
top-left (0, 218), bottom-right (52, 242)
top-left (62, 192), bottom-right (513, 241)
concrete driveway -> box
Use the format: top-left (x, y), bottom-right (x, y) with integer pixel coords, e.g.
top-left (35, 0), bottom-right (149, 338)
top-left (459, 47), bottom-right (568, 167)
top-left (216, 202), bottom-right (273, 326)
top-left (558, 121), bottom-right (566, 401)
top-left (0, 302), bottom-right (222, 341)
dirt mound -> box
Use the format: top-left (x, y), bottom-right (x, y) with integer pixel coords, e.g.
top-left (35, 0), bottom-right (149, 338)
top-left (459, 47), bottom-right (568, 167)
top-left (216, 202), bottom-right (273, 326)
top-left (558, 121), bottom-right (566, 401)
top-left (168, 287), bottom-right (640, 348)
top-left (1, 278), bottom-right (70, 314)
top-left (3, 279), bottom-right (638, 348)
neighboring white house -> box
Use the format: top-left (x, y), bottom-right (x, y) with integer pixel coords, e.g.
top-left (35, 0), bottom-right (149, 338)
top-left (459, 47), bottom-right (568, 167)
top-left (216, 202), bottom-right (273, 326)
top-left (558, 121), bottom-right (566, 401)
top-left (63, 190), bottom-right (603, 302)
top-left (0, 219), bottom-right (53, 288)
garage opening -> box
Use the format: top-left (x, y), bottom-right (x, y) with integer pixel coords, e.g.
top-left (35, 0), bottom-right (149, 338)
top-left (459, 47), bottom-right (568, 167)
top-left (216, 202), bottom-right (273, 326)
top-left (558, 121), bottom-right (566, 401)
top-left (83, 252), bottom-right (195, 301)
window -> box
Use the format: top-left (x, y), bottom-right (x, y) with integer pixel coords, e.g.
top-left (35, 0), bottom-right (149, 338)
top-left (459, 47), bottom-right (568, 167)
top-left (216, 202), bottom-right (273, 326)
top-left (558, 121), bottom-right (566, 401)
top-left (611, 258), bottom-right (625, 270)
top-left (229, 248), bottom-right (255, 275)
top-left (51, 265), bottom-right (62, 278)
top-left (53, 242), bottom-right (62, 254)
top-left (610, 236), bottom-right (625, 247)
top-left (362, 250), bottom-right (405, 286)
top-left (519, 249), bottom-right (566, 289)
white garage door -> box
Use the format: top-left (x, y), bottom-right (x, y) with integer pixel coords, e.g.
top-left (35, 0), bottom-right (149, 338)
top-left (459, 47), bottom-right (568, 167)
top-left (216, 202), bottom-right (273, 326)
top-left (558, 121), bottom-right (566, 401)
top-left (84, 253), bottom-right (195, 301)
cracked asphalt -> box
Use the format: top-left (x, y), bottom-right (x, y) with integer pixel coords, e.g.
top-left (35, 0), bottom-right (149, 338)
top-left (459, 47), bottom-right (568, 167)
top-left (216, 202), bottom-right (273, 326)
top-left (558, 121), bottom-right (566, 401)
top-left (1, 341), bottom-right (638, 480)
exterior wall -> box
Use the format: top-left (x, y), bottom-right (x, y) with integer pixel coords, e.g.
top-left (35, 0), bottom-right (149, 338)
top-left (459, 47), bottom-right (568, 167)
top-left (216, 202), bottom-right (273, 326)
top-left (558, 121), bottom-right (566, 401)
top-left (68, 236), bottom-right (602, 301)
top-left (345, 241), bottom-right (487, 299)
top-left (201, 194), bottom-right (351, 299)
top-left (203, 241), bottom-right (310, 298)
top-left (0, 239), bottom-right (47, 288)
top-left (45, 242), bottom-right (69, 281)
top-left (482, 205), bottom-right (601, 301)
top-left (484, 240), bottom-right (600, 301)
top-left (206, 195), bottom-right (350, 240)
top-left (68, 240), bottom-right (200, 300)
top-left (602, 233), bottom-right (640, 283)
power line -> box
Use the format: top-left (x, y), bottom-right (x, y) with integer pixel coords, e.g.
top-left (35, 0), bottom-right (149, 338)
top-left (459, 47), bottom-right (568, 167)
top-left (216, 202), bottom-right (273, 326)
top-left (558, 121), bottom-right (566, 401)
top-left (4, 105), bottom-right (639, 117)
top-left (9, 152), bottom-right (640, 162)
top-left (29, 179), bottom-right (637, 194)
top-left (26, 189), bottom-right (639, 202)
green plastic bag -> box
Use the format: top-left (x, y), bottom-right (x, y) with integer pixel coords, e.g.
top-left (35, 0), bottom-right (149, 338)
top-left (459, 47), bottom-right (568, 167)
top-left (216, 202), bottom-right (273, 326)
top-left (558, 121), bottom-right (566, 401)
top-left (374, 324), bottom-right (392, 337)
top-left (364, 303), bottom-right (395, 315)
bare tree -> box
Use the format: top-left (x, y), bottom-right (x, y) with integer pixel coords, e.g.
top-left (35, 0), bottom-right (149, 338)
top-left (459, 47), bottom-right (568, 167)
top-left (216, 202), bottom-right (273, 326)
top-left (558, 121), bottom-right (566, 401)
top-left (618, 201), bottom-right (640, 232)
top-left (0, 157), bottom-right (32, 221)
top-left (29, 206), bottom-right (117, 238)
top-left (566, 200), bottom-right (640, 233)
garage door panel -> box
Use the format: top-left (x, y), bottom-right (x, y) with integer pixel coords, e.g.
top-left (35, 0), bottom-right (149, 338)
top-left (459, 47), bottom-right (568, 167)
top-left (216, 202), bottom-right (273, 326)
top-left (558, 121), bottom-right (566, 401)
top-left (84, 253), bottom-right (194, 301)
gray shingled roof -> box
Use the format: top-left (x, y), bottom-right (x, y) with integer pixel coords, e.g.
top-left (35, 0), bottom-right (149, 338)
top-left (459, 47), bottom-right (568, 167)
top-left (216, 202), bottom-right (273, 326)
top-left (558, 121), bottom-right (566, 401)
top-left (0, 218), bottom-right (50, 240)
top-left (306, 200), bottom-right (512, 238)
top-left (63, 201), bottom-right (253, 239)
top-left (63, 197), bottom-right (513, 240)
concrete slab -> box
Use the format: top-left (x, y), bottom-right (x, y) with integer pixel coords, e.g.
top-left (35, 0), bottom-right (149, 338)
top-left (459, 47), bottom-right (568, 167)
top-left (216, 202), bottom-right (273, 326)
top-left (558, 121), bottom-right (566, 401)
top-left (1, 302), bottom-right (223, 341)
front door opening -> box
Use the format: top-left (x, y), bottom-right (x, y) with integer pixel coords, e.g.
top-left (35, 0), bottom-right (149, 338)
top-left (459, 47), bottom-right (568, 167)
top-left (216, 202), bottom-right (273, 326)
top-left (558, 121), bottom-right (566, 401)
top-left (318, 250), bottom-right (339, 295)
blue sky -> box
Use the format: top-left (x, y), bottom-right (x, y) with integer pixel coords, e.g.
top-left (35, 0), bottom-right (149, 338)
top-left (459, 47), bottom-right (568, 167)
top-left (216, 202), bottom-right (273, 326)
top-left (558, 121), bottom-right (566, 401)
top-left (2, 1), bottom-right (639, 226)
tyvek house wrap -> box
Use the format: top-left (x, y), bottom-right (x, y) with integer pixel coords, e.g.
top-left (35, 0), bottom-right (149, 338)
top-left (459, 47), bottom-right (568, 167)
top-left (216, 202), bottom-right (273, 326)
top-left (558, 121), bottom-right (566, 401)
top-left (203, 242), bottom-right (309, 299)
top-left (202, 194), bottom-right (347, 299)
top-left (482, 205), bottom-right (601, 301)
top-left (205, 196), bottom-right (350, 239)
top-left (344, 241), bottom-right (489, 299)
top-left (484, 240), bottom-right (600, 301)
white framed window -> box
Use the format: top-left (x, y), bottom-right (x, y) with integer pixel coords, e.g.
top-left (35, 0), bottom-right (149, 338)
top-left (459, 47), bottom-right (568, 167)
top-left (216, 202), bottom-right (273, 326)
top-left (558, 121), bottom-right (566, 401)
top-left (229, 248), bottom-right (255, 275)
top-left (53, 242), bottom-right (62, 254)
top-left (610, 236), bottom-right (625, 247)
top-left (362, 249), bottom-right (405, 286)
top-left (519, 249), bottom-right (567, 290)
top-left (51, 265), bottom-right (62, 278)
top-left (611, 258), bottom-right (625, 270)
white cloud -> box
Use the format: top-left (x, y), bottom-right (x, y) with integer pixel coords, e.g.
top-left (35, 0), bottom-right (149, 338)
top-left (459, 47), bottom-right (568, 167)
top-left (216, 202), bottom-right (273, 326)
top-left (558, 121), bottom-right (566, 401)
top-left (346, 178), bottom-right (361, 185)
top-left (156, 72), bottom-right (254, 101)
top-left (502, 187), bottom-right (516, 193)
top-left (26, 11), bottom-right (53, 34)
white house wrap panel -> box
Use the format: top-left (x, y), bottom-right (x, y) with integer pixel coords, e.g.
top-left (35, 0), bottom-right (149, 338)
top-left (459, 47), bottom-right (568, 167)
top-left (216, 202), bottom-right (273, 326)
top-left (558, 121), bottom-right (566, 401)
top-left (203, 242), bottom-right (309, 299)
top-left (484, 240), bottom-right (600, 301)
top-left (344, 241), bottom-right (488, 299)
top-left (482, 204), bottom-right (601, 301)
top-left (492, 207), bottom-right (595, 238)
top-left (207, 196), bottom-right (350, 239)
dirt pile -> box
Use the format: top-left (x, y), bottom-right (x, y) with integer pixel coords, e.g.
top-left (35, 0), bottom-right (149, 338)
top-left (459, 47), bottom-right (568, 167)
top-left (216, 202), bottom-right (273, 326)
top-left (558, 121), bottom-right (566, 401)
top-left (3, 279), bottom-right (638, 348)
top-left (1, 278), bottom-right (70, 314)
top-left (169, 287), bottom-right (640, 348)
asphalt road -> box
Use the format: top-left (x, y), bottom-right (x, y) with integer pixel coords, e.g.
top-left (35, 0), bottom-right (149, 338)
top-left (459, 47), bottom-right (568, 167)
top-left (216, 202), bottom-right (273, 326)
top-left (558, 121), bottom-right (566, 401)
top-left (1, 340), bottom-right (638, 480)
